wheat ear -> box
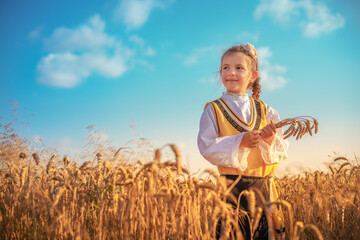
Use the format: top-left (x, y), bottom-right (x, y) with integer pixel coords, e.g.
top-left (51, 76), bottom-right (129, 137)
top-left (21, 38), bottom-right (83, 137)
top-left (275, 116), bottom-right (319, 140)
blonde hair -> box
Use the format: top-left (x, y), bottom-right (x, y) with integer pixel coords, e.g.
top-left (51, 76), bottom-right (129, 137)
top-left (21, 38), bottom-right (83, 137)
top-left (220, 43), bottom-right (261, 99)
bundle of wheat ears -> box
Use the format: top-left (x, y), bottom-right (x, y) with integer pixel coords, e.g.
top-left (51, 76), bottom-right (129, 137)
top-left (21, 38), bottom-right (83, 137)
top-left (275, 116), bottom-right (319, 140)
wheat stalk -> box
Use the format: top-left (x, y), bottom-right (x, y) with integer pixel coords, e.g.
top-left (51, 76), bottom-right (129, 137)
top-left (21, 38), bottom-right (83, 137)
top-left (275, 116), bottom-right (319, 140)
top-left (6, 117), bottom-right (360, 240)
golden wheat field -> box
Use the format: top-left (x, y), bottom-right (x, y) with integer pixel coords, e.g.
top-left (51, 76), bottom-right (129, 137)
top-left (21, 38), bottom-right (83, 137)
top-left (1, 122), bottom-right (359, 240)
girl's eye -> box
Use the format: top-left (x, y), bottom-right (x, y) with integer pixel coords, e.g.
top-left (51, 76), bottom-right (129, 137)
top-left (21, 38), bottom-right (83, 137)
top-left (236, 66), bottom-right (243, 70)
top-left (222, 66), bottom-right (228, 70)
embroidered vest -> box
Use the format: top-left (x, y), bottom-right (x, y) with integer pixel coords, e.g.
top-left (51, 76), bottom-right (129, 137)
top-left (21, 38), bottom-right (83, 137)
top-left (206, 97), bottom-right (278, 177)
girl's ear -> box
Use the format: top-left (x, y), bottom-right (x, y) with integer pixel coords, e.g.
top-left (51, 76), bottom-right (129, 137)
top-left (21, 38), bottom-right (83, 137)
top-left (251, 71), bottom-right (259, 82)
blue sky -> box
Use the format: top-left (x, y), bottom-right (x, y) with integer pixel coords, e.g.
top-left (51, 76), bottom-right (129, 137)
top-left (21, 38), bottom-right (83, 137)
top-left (1, 0), bottom-right (359, 175)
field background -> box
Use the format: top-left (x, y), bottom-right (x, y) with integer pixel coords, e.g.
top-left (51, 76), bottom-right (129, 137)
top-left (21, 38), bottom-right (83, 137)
top-left (1, 124), bottom-right (359, 239)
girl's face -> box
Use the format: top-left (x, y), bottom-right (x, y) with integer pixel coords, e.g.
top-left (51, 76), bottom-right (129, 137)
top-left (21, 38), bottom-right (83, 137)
top-left (220, 52), bottom-right (258, 94)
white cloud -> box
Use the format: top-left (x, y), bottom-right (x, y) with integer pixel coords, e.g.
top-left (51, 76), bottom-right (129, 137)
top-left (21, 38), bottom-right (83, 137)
top-left (254, 0), bottom-right (345, 37)
top-left (51, 137), bottom-right (81, 156)
top-left (85, 52), bottom-right (128, 77)
top-left (184, 55), bottom-right (198, 66)
top-left (44, 15), bottom-right (115, 52)
top-left (37, 15), bottom-right (131, 88)
top-left (237, 32), bottom-right (260, 42)
top-left (114, 0), bottom-right (174, 30)
top-left (183, 46), bottom-right (215, 66)
top-left (37, 52), bottom-right (86, 88)
top-left (28, 25), bottom-right (44, 39)
top-left (129, 34), bottom-right (145, 46)
top-left (133, 59), bottom-right (155, 71)
top-left (33, 135), bottom-right (44, 145)
top-left (37, 51), bottom-right (129, 88)
top-left (299, 0), bottom-right (345, 37)
top-left (33, 135), bottom-right (81, 156)
top-left (257, 47), bottom-right (287, 90)
top-left (129, 35), bottom-right (157, 56)
top-left (146, 47), bottom-right (156, 56)
top-left (254, 0), bottom-right (298, 23)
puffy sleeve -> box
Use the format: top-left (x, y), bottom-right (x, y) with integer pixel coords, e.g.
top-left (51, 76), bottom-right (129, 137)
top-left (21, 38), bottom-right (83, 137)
top-left (258, 105), bottom-right (289, 164)
top-left (197, 105), bottom-right (250, 170)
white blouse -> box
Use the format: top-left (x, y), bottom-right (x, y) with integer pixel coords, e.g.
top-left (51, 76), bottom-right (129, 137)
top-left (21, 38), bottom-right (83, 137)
top-left (197, 92), bottom-right (288, 171)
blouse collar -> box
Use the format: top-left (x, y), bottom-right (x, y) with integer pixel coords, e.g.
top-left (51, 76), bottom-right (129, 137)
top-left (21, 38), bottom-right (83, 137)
top-left (222, 92), bottom-right (249, 102)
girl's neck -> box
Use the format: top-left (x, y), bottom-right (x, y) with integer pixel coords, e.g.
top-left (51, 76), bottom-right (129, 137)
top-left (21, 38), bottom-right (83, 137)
top-left (224, 91), bottom-right (248, 97)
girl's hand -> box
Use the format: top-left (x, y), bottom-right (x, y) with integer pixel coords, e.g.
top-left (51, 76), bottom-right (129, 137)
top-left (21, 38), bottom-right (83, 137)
top-left (239, 130), bottom-right (261, 148)
top-left (260, 120), bottom-right (277, 145)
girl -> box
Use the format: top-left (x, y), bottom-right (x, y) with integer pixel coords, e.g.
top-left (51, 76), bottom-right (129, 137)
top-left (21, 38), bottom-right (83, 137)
top-left (197, 43), bottom-right (288, 240)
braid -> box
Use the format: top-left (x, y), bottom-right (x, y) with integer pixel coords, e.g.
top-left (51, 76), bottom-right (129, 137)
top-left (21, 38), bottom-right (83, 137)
top-left (250, 76), bottom-right (261, 99)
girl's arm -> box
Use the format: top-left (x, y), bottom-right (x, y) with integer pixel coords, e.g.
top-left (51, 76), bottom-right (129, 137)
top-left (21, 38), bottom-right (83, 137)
top-left (197, 105), bottom-right (251, 170)
top-left (258, 105), bottom-right (289, 164)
